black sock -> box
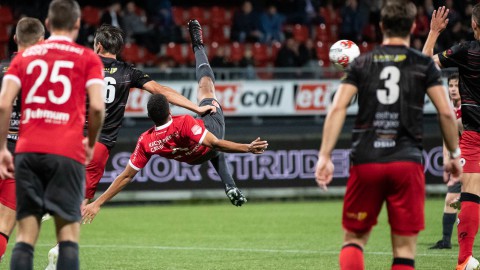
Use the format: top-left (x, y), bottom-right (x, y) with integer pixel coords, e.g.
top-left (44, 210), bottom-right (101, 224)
top-left (57, 241), bottom-right (79, 270)
top-left (194, 46), bottom-right (215, 83)
top-left (392, 257), bottom-right (415, 268)
top-left (10, 242), bottom-right (34, 270)
top-left (442, 212), bottom-right (457, 244)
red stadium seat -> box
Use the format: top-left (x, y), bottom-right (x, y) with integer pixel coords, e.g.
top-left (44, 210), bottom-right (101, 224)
top-left (252, 43), bottom-right (269, 67)
top-left (0, 24), bottom-right (9, 43)
top-left (172, 7), bottom-right (185, 25)
top-left (0, 6), bottom-right (13, 25)
top-left (270, 41), bottom-right (282, 61)
top-left (187, 7), bottom-right (207, 24)
top-left (209, 24), bottom-right (228, 44)
top-left (293, 24), bottom-right (309, 43)
top-left (165, 42), bottom-right (186, 64)
top-left (208, 41), bottom-right (220, 60)
top-left (315, 24), bottom-right (330, 42)
top-left (316, 41), bottom-right (330, 66)
top-left (82, 6), bottom-right (101, 26)
top-left (122, 43), bottom-right (142, 64)
top-left (209, 6), bottom-right (228, 26)
top-left (228, 42), bottom-right (245, 63)
top-left (360, 41), bottom-right (375, 53)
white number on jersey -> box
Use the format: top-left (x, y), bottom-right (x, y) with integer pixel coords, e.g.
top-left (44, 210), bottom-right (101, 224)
top-left (103, 77), bottom-right (116, 104)
top-left (25, 59), bottom-right (74, 105)
top-left (377, 66), bottom-right (400, 105)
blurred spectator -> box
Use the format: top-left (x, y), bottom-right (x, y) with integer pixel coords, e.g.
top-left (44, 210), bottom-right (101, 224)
top-left (123, 1), bottom-right (160, 54)
top-left (298, 39), bottom-right (317, 67)
top-left (210, 45), bottom-right (232, 80)
top-left (413, 5), bottom-right (429, 39)
top-left (424, 0), bottom-right (435, 18)
top-left (274, 37), bottom-right (303, 78)
top-left (412, 37), bottom-right (424, 52)
top-left (100, 1), bottom-right (124, 29)
top-left (145, 0), bottom-right (174, 28)
top-left (339, 0), bottom-right (367, 43)
top-left (445, 0), bottom-right (461, 26)
top-left (238, 47), bottom-right (256, 79)
top-left (462, 3), bottom-right (475, 40)
top-left (231, 1), bottom-right (263, 43)
top-left (260, 5), bottom-right (285, 44)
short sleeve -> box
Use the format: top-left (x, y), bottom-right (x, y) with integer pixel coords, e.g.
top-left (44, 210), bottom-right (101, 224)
top-left (438, 43), bottom-right (468, 68)
top-left (425, 58), bottom-right (443, 88)
top-left (130, 67), bottom-right (153, 88)
top-left (85, 50), bottom-right (105, 88)
top-left (340, 58), bottom-right (360, 87)
top-left (180, 115), bottom-right (208, 145)
top-left (129, 134), bottom-right (151, 171)
top-left (4, 56), bottom-right (21, 87)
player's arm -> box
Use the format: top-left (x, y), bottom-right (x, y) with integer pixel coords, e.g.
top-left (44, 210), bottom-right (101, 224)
top-left (85, 83), bottom-right (106, 164)
top-left (142, 81), bottom-right (216, 115)
top-left (422, 6), bottom-right (449, 67)
top-left (0, 78), bottom-right (20, 179)
top-left (315, 83), bottom-right (358, 189)
top-left (82, 164), bottom-right (138, 224)
top-left (201, 131), bottom-right (268, 154)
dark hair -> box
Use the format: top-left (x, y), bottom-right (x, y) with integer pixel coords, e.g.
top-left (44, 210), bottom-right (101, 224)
top-left (48, 0), bottom-right (81, 31)
top-left (16, 17), bottom-right (44, 46)
top-left (380, 1), bottom-right (417, 38)
top-left (147, 94), bottom-right (170, 125)
top-left (94, 24), bottom-right (125, 55)
top-left (448, 73), bottom-right (459, 84)
top-left (473, 4), bottom-right (480, 25)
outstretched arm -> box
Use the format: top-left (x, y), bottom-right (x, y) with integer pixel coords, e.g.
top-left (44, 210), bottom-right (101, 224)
top-left (423, 6), bottom-right (449, 66)
top-left (143, 81), bottom-right (216, 115)
top-left (202, 132), bottom-right (268, 154)
top-left (0, 78), bottom-right (20, 179)
top-left (81, 164), bottom-right (139, 223)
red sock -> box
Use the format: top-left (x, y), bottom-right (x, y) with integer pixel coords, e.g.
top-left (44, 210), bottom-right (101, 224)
top-left (339, 244), bottom-right (364, 270)
top-left (0, 232), bottom-right (8, 259)
top-left (457, 199), bottom-right (480, 264)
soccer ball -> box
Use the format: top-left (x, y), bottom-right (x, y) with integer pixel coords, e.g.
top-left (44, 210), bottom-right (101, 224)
top-left (329, 40), bottom-right (360, 70)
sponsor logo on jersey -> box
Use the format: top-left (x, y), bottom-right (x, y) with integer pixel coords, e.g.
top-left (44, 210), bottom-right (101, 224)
top-left (191, 125), bottom-right (202, 135)
top-left (22, 108), bottom-right (70, 124)
top-left (346, 211), bottom-right (368, 221)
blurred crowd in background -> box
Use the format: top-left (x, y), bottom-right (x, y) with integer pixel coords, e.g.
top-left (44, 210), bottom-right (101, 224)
top-left (0, 0), bottom-right (475, 75)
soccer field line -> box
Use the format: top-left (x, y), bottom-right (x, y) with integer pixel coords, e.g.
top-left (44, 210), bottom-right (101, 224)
top-left (35, 243), bottom-right (452, 257)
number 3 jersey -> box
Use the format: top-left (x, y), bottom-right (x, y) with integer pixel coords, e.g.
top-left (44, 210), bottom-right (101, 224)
top-left (342, 45), bottom-right (443, 165)
top-left (4, 36), bottom-right (105, 164)
top-left (95, 56), bottom-right (152, 149)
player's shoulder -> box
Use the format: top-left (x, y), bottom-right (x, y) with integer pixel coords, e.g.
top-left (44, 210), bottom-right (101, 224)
top-left (138, 127), bottom-right (156, 142)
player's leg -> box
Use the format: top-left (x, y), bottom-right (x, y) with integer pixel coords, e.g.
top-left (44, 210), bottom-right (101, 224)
top-left (188, 19), bottom-right (217, 103)
top-left (84, 142), bottom-right (110, 206)
top-left (54, 217), bottom-right (80, 270)
top-left (386, 161), bottom-right (425, 270)
top-left (209, 154), bottom-right (247, 206)
top-left (11, 215), bottom-right (41, 269)
top-left (340, 163), bottom-right (385, 270)
top-left (429, 187), bottom-right (460, 249)
top-left (0, 178), bottom-right (16, 261)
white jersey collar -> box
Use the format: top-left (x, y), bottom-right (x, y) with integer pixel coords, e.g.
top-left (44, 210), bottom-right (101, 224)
top-left (47, 35), bottom-right (73, 42)
top-left (155, 119), bottom-right (173, 131)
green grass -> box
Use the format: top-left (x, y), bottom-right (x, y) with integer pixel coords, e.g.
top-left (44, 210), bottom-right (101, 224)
top-left (2, 198), bottom-right (474, 269)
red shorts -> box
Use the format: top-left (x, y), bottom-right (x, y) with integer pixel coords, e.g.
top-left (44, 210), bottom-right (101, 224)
top-left (0, 178), bottom-right (16, 210)
top-left (343, 161), bottom-right (425, 236)
top-left (85, 142), bottom-right (110, 200)
top-left (459, 131), bottom-right (480, 173)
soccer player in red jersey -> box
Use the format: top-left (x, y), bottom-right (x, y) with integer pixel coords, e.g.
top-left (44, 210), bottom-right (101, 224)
top-left (423, 5), bottom-right (480, 269)
top-left (81, 20), bottom-right (268, 224)
top-left (316, 3), bottom-right (461, 270)
top-left (0, 1), bottom-right (105, 269)
top-left (0, 17), bottom-right (44, 263)
top-left (429, 73), bottom-right (462, 250)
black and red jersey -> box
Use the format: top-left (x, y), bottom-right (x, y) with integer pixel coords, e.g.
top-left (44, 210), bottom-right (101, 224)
top-left (92, 56), bottom-right (152, 149)
top-left (439, 41), bottom-right (480, 132)
top-left (342, 45), bottom-right (443, 164)
top-left (0, 53), bottom-right (20, 144)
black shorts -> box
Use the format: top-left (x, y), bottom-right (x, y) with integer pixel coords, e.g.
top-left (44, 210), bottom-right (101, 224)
top-left (447, 181), bottom-right (462, 193)
top-left (199, 98), bottom-right (225, 139)
top-left (7, 140), bottom-right (15, 154)
top-left (15, 153), bottom-right (85, 222)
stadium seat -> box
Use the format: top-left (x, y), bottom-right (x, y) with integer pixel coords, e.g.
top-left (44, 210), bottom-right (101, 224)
top-left (0, 24), bottom-right (9, 43)
top-left (292, 24), bottom-right (309, 43)
top-left (314, 24), bottom-right (330, 42)
top-left (209, 24), bottom-right (228, 44)
top-left (122, 43), bottom-right (142, 64)
top-left (172, 6), bottom-right (185, 25)
top-left (165, 42), bottom-right (186, 64)
top-left (82, 6), bottom-right (101, 26)
top-left (316, 41), bottom-right (330, 66)
top-left (209, 6), bottom-right (228, 26)
top-left (270, 41), bottom-right (282, 62)
top-left (0, 6), bottom-right (13, 25)
top-left (252, 43), bottom-right (269, 67)
top-left (208, 41), bottom-right (220, 60)
top-left (228, 42), bottom-right (245, 63)
top-left (187, 6), bottom-right (207, 24)
top-left (360, 41), bottom-right (375, 53)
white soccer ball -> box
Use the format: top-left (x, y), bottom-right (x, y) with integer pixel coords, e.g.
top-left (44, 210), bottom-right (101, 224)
top-left (329, 40), bottom-right (360, 70)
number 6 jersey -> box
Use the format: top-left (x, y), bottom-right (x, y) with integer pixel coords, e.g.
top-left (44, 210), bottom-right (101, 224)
top-left (4, 36), bottom-right (105, 164)
top-left (342, 45), bottom-right (443, 165)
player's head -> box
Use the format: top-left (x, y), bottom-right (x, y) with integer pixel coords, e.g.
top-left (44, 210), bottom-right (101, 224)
top-left (380, 1), bottom-right (417, 39)
top-left (46, 0), bottom-right (81, 36)
top-left (14, 17), bottom-right (45, 50)
top-left (448, 73), bottom-right (460, 101)
top-left (471, 4), bottom-right (480, 40)
top-left (94, 24), bottom-right (125, 56)
top-left (147, 94), bottom-right (171, 126)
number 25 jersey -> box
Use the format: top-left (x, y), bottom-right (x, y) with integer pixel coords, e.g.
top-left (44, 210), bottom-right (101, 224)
top-left (342, 45), bottom-right (443, 164)
top-left (5, 36), bottom-right (105, 164)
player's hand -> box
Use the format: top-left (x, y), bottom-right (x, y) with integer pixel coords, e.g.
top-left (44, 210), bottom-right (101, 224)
top-left (0, 148), bottom-right (14, 179)
top-left (225, 186), bottom-right (247, 206)
top-left (247, 137), bottom-right (268, 154)
top-left (197, 105), bottom-right (217, 116)
top-left (430, 6), bottom-right (449, 33)
top-left (315, 155), bottom-right (334, 191)
top-left (81, 202), bottom-right (100, 224)
top-left (444, 157), bottom-right (462, 183)
top-left (84, 138), bottom-right (94, 165)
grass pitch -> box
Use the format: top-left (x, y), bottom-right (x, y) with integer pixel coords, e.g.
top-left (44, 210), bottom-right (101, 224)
top-left (2, 198), bottom-right (474, 269)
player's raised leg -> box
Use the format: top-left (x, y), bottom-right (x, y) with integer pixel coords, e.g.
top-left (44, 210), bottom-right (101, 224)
top-left (0, 178), bottom-right (15, 261)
